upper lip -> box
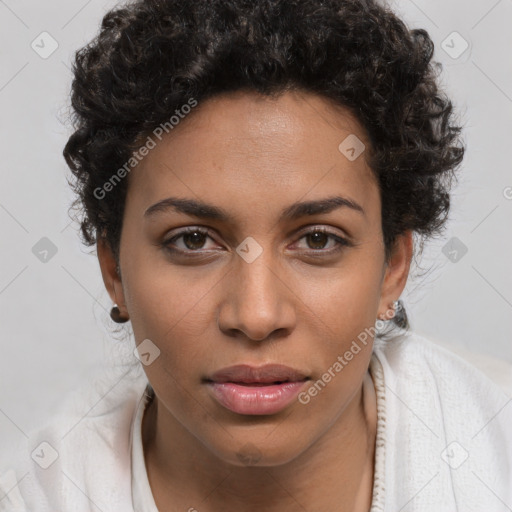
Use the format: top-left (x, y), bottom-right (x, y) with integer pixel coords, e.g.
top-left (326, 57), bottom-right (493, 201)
top-left (206, 364), bottom-right (310, 384)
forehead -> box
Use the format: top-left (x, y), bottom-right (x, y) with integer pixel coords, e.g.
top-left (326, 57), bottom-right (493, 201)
top-left (126, 90), bottom-right (379, 223)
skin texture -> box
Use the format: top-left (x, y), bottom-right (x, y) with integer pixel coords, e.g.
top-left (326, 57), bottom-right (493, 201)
top-left (97, 89), bottom-right (412, 511)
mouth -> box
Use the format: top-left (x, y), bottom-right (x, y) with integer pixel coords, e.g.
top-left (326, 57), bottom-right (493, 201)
top-left (204, 364), bottom-right (311, 415)
top-left (205, 363), bottom-right (310, 384)
top-left (226, 380), bottom-right (292, 386)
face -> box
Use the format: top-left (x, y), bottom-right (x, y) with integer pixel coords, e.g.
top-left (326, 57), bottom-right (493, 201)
top-left (98, 89), bottom-right (411, 467)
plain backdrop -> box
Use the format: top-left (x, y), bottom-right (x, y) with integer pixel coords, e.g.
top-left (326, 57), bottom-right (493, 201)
top-left (1, 0), bottom-right (511, 472)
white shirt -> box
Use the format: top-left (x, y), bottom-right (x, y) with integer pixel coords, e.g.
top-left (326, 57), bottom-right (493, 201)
top-left (130, 386), bottom-right (159, 512)
top-left (1, 329), bottom-right (511, 511)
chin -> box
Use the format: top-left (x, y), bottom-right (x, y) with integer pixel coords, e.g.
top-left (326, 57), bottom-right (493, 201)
top-left (207, 431), bottom-right (310, 468)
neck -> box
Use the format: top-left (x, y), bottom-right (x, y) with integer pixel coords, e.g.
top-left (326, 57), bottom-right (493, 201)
top-left (142, 371), bottom-right (377, 512)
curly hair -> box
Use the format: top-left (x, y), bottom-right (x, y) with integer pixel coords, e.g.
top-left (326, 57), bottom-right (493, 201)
top-left (63, 0), bottom-right (465, 330)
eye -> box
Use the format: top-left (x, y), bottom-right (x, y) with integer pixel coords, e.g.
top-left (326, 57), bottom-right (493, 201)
top-left (294, 227), bottom-right (351, 253)
top-left (162, 227), bottom-right (219, 254)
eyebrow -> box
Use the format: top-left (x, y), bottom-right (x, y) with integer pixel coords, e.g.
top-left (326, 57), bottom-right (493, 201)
top-left (144, 195), bottom-right (365, 222)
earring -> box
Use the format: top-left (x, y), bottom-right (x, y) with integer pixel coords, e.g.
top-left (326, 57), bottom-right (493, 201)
top-left (387, 299), bottom-right (401, 319)
top-left (110, 262), bottom-right (128, 322)
top-left (377, 299), bottom-right (401, 321)
top-left (110, 304), bottom-right (129, 323)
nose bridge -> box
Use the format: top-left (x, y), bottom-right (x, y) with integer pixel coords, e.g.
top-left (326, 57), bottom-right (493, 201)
top-left (239, 245), bottom-right (278, 305)
top-left (219, 237), bottom-right (295, 340)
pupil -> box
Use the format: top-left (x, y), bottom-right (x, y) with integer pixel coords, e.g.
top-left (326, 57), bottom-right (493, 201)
top-left (308, 232), bottom-right (327, 249)
top-left (184, 231), bottom-right (205, 250)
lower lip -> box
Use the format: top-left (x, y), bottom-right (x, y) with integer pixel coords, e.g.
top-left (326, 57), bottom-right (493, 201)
top-left (206, 381), bottom-right (308, 415)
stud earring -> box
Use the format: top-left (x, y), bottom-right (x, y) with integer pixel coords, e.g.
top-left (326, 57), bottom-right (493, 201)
top-left (377, 299), bottom-right (401, 321)
top-left (110, 304), bottom-right (129, 323)
top-left (110, 262), bottom-right (128, 322)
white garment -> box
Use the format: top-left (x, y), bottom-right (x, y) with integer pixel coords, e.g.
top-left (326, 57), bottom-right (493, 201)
top-left (130, 386), bottom-right (159, 512)
top-left (1, 330), bottom-right (511, 511)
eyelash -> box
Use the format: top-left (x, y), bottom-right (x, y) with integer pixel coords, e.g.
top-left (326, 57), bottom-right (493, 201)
top-left (160, 226), bottom-right (351, 257)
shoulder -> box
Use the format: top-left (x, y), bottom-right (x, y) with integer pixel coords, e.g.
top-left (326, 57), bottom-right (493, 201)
top-left (0, 364), bottom-right (149, 511)
top-left (372, 329), bottom-right (512, 507)
top-left (373, 328), bottom-right (512, 453)
top-left (374, 328), bottom-right (512, 394)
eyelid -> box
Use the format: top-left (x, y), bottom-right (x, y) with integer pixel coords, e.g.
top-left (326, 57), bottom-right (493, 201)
top-left (289, 225), bottom-right (352, 252)
top-left (163, 226), bottom-right (220, 247)
top-left (293, 223), bottom-right (350, 240)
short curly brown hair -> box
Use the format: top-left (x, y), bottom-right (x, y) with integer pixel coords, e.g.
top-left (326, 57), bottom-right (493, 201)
top-left (63, 0), bottom-right (465, 330)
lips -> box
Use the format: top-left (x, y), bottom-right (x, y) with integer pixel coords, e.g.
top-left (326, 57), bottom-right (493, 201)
top-left (206, 364), bottom-right (309, 385)
top-left (204, 364), bottom-right (310, 415)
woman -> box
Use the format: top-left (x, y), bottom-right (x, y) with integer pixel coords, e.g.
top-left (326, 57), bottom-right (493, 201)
top-left (1, 0), bottom-right (511, 510)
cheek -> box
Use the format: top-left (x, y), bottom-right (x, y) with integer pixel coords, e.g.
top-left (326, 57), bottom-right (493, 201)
top-left (124, 260), bottom-right (220, 340)
top-left (296, 248), bottom-right (383, 388)
top-left (124, 273), bottom-right (219, 412)
top-left (298, 275), bottom-right (379, 417)
top-left (298, 248), bottom-right (383, 328)
top-left (298, 343), bottom-right (371, 432)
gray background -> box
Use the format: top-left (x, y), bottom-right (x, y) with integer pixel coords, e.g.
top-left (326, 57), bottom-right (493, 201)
top-left (1, 0), bottom-right (511, 471)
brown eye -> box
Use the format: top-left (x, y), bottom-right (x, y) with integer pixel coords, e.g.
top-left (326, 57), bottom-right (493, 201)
top-left (162, 227), bottom-right (218, 254)
top-left (295, 228), bottom-right (350, 253)
top-left (181, 230), bottom-right (208, 250)
top-left (305, 231), bottom-right (330, 250)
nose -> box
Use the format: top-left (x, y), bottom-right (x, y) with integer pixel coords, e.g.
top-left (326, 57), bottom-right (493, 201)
top-left (217, 248), bottom-right (296, 343)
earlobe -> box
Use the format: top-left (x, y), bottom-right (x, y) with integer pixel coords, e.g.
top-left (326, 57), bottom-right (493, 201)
top-left (377, 231), bottom-right (413, 319)
top-left (97, 236), bottom-right (129, 321)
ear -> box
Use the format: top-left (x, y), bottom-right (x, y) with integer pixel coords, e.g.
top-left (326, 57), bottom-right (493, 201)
top-left (377, 230), bottom-right (413, 319)
top-left (97, 236), bottom-right (128, 317)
